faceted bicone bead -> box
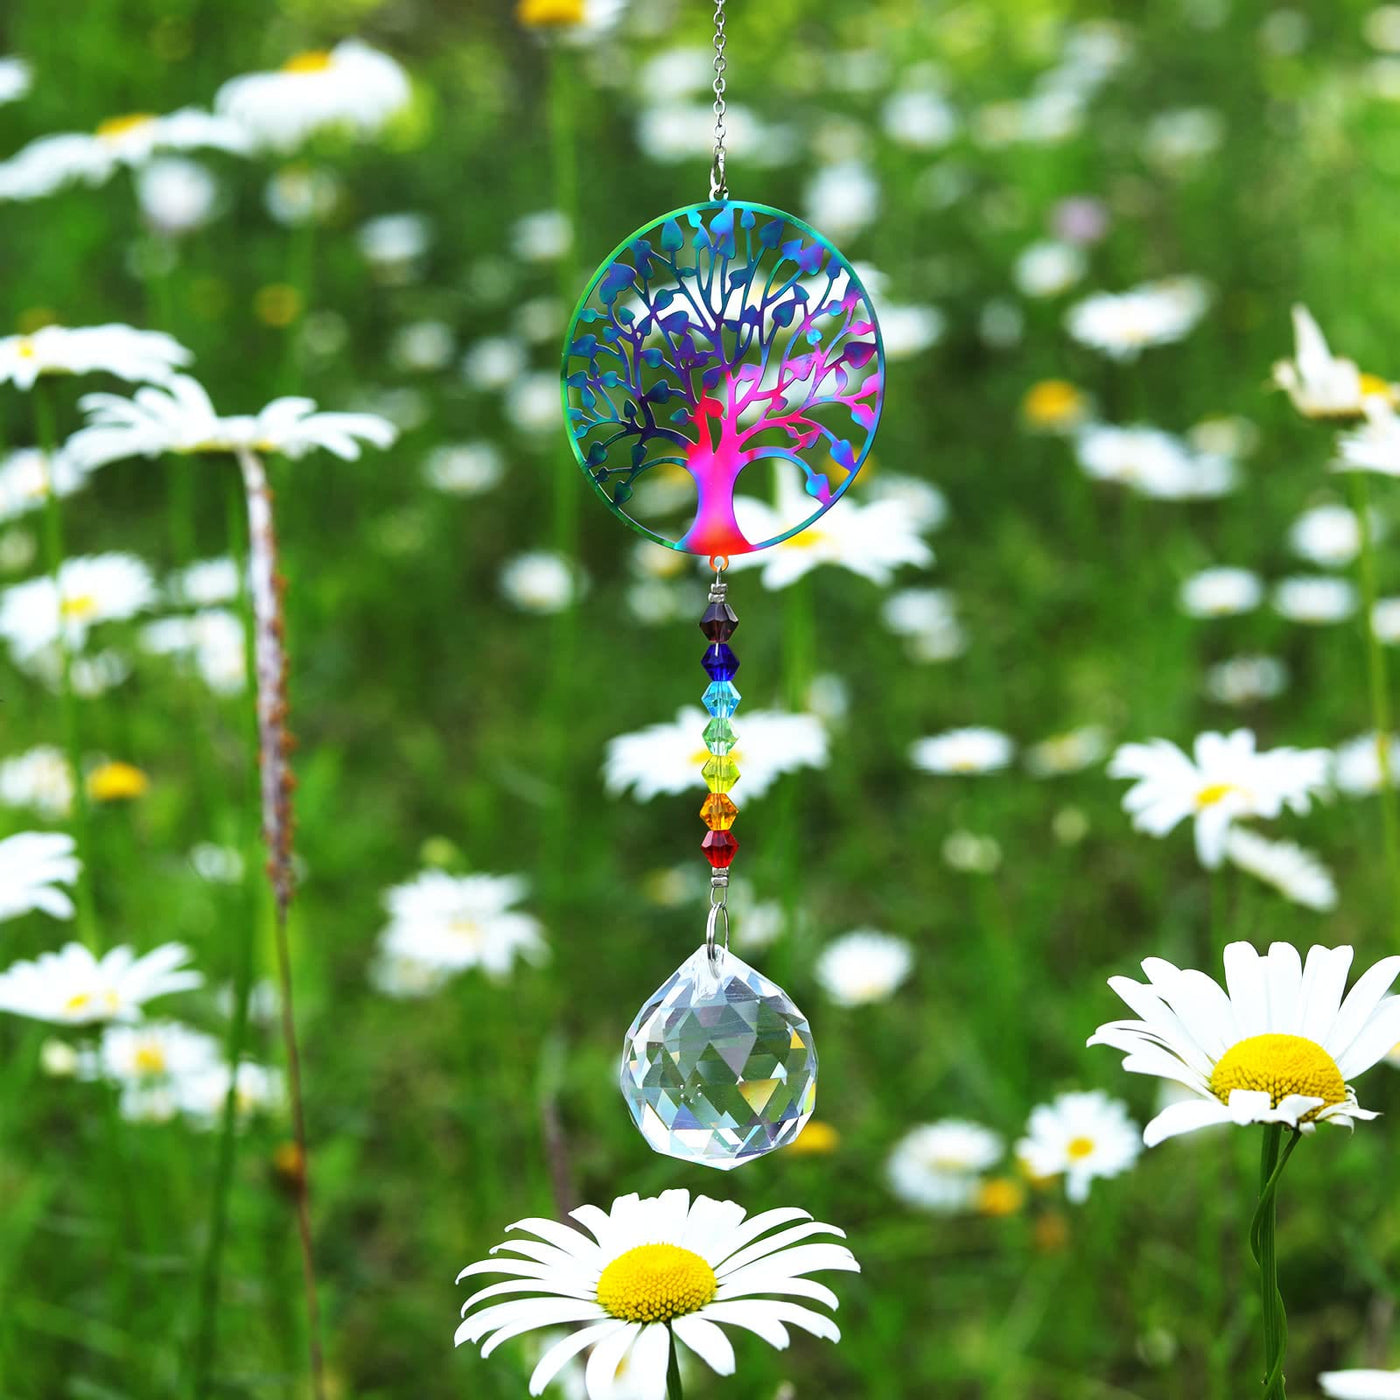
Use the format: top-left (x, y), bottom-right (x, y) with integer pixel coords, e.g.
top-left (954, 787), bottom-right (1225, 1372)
top-left (702, 755), bottom-right (739, 792)
top-left (701, 829), bottom-right (739, 867)
top-left (700, 793), bottom-right (738, 830)
top-left (699, 600), bottom-right (738, 643)
top-left (702, 643), bottom-right (740, 681)
top-left (620, 944), bottom-right (818, 1169)
top-left (702, 716), bottom-right (736, 754)
top-left (702, 680), bottom-right (741, 717)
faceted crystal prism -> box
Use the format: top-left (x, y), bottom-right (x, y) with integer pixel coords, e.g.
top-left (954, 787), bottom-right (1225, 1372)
top-left (620, 945), bottom-right (818, 1170)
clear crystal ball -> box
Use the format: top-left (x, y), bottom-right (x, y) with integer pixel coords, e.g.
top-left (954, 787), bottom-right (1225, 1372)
top-left (620, 944), bottom-right (818, 1170)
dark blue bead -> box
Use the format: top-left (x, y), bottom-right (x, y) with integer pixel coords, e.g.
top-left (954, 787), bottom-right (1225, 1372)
top-left (702, 644), bottom-right (740, 681)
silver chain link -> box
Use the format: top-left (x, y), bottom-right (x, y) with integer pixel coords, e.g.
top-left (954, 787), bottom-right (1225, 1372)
top-left (709, 0), bottom-right (728, 200)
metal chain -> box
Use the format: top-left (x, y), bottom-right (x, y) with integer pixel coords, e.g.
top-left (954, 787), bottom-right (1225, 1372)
top-left (709, 0), bottom-right (728, 200)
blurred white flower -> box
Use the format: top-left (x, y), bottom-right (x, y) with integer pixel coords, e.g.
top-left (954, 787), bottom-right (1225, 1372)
top-left (84, 1020), bottom-right (221, 1105)
top-left (637, 102), bottom-right (796, 169)
top-left (0, 941), bottom-right (200, 1024)
top-left (887, 1121), bottom-right (1004, 1212)
top-left (1204, 654), bottom-right (1289, 706)
top-left (39, 1038), bottom-right (78, 1077)
top-left (0, 832), bottom-right (79, 920)
top-left (882, 588), bottom-right (966, 662)
top-left (0, 746), bottom-right (73, 819)
top-left (1275, 306), bottom-right (1393, 420)
top-left (941, 829), bottom-right (1002, 873)
top-left (1143, 107), bottom-right (1224, 169)
top-left (876, 304), bottom-right (945, 360)
top-left (638, 47), bottom-right (713, 102)
top-left (372, 871), bottom-right (546, 991)
top-left (604, 706), bottom-right (827, 801)
top-left (499, 550), bottom-right (583, 614)
top-left (389, 320), bottom-right (455, 374)
top-left (815, 930), bottom-right (913, 1006)
top-left (1336, 400), bottom-right (1400, 475)
top-left (67, 375), bottom-right (396, 469)
top-left (169, 557), bottom-right (240, 607)
top-left (462, 337), bottom-right (527, 391)
top-left (1225, 828), bottom-right (1337, 912)
top-left (0, 447), bottom-right (87, 523)
top-left (803, 160), bottom-right (879, 241)
top-left (137, 157), bottom-right (219, 236)
top-left (176, 1060), bottom-right (284, 1128)
top-left (140, 609), bottom-right (246, 694)
top-left (0, 324), bottom-right (191, 391)
top-left (1333, 732), bottom-right (1400, 796)
top-left (1066, 278), bottom-right (1209, 360)
top-left (0, 553), bottom-right (156, 662)
top-left (1188, 415), bottom-right (1259, 458)
top-left (1016, 1091), bottom-right (1141, 1203)
top-left (1367, 5), bottom-right (1400, 52)
top-left (216, 41), bottom-right (411, 152)
top-left (1014, 241), bottom-right (1086, 298)
top-left (1076, 425), bottom-right (1236, 500)
top-left (1320, 1370), bottom-right (1400, 1399)
top-left (0, 109), bottom-right (247, 202)
top-left (0, 528), bottom-right (36, 572)
top-left (1288, 503), bottom-right (1376, 568)
top-left (978, 299), bottom-right (1024, 349)
top-left (910, 728), bottom-right (1015, 775)
top-left (864, 475), bottom-right (948, 531)
top-left (1109, 730), bottom-right (1330, 867)
top-left (29, 647), bottom-right (132, 696)
top-left (511, 209), bottom-right (573, 262)
top-left (190, 842), bottom-right (244, 884)
top-left (881, 89), bottom-right (957, 148)
top-left (729, 470), bottom-right (933, 590)
top-left (263, 166), bottom-right (341, 226)
top-left (1374, 598), bottom-right (1400, 644)
top-left (423, 442), bottom-right (504, 497)
top-left (504, 371), bottom-right (561, 435)
top-left (357, 212), bottom-right (431, 281)
top-left (1179, 567), bottom-right (1264, 618)
top-left (1025, 726), bottom-right (1109, 776)
top-left (0, 56), bottom-right (32, 106)
top-left (1272, 575), bottom-right (1357, 625)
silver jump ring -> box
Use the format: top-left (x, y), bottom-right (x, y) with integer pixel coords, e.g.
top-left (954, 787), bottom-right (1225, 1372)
top-left (705, 901), bottom-right (730, 970)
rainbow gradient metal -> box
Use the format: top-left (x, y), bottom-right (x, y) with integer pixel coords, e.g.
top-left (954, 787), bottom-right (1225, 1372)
top-left (562, 201), bottom-right (884, 556)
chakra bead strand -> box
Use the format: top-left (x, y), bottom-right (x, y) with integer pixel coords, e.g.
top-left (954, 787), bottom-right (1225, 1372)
top-left (700, 572), bottom-right (740, 879)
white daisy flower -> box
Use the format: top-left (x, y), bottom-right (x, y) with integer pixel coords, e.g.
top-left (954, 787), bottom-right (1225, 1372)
top-left (0, 831), bottom-right (79, 920)
top-left (0, 56), bottom-right (32, 106)
top-left (0, 447), bottom-right (87, 523)
top-left (910, 727), bottom-right (1015, 775)
top-left (1225, 828), bottom-right (1337, 912)
top-left (500, 551), bottom-right (585, 615)
top-left (941, 830), bottom-right (1002, 874)
top-left (1178, 567), bottom-right (1264, 618)
top-left (1089, 941), bottom-right (1400, 1143)
top-left (1025, 725), bottom-right (1110, 776)
top-left (1204, 655), bottom-right (1289, 706)
top-left (1015, 1090), bottom-right (1142, 1202)
top-left (461, 337), bottom-right (528, 391)
top-left (0, 552), bottom-right (156, 662)
top-left (390, 320), bottom-right (455, 374)
top-left (373, 871), bottom-right (546, 988)
top-left (881, 588), bottom-right (966, 662)
top-left (0, 745), bottom-right (74, 818)
top-left (0, 324), bottom-right (191, 391)
top-left (357, 212), bottom-right (431, 278)
top-left (1373, 598), bottom-right (1400, 644)
top-left (1065, 277), bottom-right (1210, 360)
top-left (875, 303), bottom-right (945, 360)
top-left (66, 374), bottom-right (396, 469)
top-left (1108, 730), bottom-right (1330, 868)
top-left (424, 442), bottom-right (503, 497)
top-left (0, 109), bottom-right (248, 203)
top-left (512, 209), bottom-right (573, 262)
top-left (85, 1019), bottom-right (221, 1089)
top-left (603, 707), bottom-right (828, 802)
top-left (803, 159), bottom-right (879, 241)
top-left (1014, 241), bottom-right (1086, 298)
top-left (1272, 575), bottom-right (1358, 625)
top-left (264, 166), bottom-right (341, 226)
top-left (454, 1188), bottom-right (858, 1398)
top-left (862, 474), bottom-right (948, 531)
top-left (1287, 504), bottom-right (1377, 569)
top-left (727, 472), bottom-right (931, 589)
top-left (215, 41), bottom-right (411, 153)
top-left (815, 930), bottom-right (913, 1006)
top-left (136, 156), bottom-right (220, 236)
top-left (0, 941), bottom-right (201, 1024)
top-left (1333, 733), bottom-right (1400, 796)
top-left (1076, 425), bottom-right (1236, 500)
top-left (1335, 400), bottom-right (1400, 475)
top-left (886, 1121), bottom-right (1004, 1212)
top-left (169, 557), bottom-right (241, 607)
top-left (881, 88), bottom-right (957, 149)
top-left (1320, 1370), bottom-right (1400, 1399)
top-left (140, 609), bottom-right (246, 694)
top-left (1274, 306), bottom-right (1394, 420)
top-left (175, 1060), bottom-right (284, 1128)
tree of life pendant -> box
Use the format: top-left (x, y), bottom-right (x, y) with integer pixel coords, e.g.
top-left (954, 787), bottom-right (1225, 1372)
top-left (562, 200), bottom-right (882, 1169)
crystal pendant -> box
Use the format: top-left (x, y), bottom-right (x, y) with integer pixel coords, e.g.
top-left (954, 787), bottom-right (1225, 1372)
top-left (620, 944), bottom-right (818, 1170)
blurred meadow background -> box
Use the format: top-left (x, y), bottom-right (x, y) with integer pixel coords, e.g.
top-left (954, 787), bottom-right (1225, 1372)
top-left (7, 0), bottom-right (1400, 1397)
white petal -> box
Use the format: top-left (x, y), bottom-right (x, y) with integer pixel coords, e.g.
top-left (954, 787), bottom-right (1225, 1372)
top-left (1227, 1089), bottom-right (1275, 1125)
top-left (1272, 1093), bottom-right (1325, 1126)
top-left (726, 1299), bottom-right (842, 1342)
top-left (717, 1222), bottom-right (846, 1276)
top-left (1329, 960), bottom-right (1400, 1064)
top-left (462, 1277), bottom-right (593, 1312)
top-left (1335, 997), bottom-right (1400, 1079)
top-left (719, 1243), bottom-right (859, 1282)
top-left (1264, 943), bottom-right (1304, 1031)
top-left (696, 1301), bottom-right (791, 1348)
top-left (585, 1321), bottom-right (641, 1400)
top-left (705, 1206), bottom-right (812, 1267)
top-left (1223, 942), bottom-right (1268, 1037)
top-left (672, 1314), bottom-right (737, 1375)
top-left (1318, 1370), bottom-right (1400, 1400)
top-left (1143, 1097), bottom-right (1233, 1146)
top-left (1299, 945), bottom-right (1354, 1044)
top-left (456, 1258), bottom-right (558, 1284)
top-left (716, 1271), bottom-right (839, 1309)
top-left (506, 1217), bottom-right (605, 1263)
top-left (529, 1321), bottom-right (628, 1395)
top-left (461, 1297), bottom-right (605, 1348)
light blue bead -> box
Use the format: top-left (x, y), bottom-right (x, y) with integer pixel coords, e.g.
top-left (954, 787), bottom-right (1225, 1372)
top-left (703, 680), bottom-right (741, 718)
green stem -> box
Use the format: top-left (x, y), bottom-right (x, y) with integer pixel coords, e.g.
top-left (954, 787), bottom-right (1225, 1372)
top-left (666, 1328), bottom-right (683, 1400)
top-left (35, 383), bottom-right (97, 945)
top-left (1249, 1125), bottom-right (1300, 1398)
top-left (1348, 472), bottom-right (1400, 938)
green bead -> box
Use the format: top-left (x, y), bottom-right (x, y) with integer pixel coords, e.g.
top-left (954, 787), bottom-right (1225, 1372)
top-left (703, 717), bottom-right (736, 754)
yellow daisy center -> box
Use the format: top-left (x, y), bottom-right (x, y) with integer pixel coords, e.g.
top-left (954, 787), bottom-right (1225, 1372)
top-left (16, 338), bottom-right (36, 359)
top-left (1195, 782), bottom-right (1240, 809)
top-left (1208, 1033), bottom-right (1347, 1111)
top-left (1066, 1135), bottom-right (1096, 1160)
top-left (518, 0), bottom-right (587, 25)
top-left (448, 918), bottom-right (483, 947)
top-left (1022, 379), bottom-right (1085, 427)
top-left (60, 592), bottom-right (99, 621)
top-left (87, 762), bottom-right (150, 802)
top-left (133, 1045), bottom-right (167, 1075)
top-left (783, 527), bottom-right (828, 551)
top-left (976, 1176), bottom-right (1026, 1217)
top-left (1359, 372), bottom-right (1393, 402)
top-left (595, 1243), bottom-right (717, 1324)
top-left (64, 992), bottom-right (93, 1016)
top-left (282, 50), bottom-right (334, 73)
top-left (96, 113), bottom-right (156, 141)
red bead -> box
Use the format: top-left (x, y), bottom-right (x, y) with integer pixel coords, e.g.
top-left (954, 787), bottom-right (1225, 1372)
top-left (701, 829), bottom-right (738, 868)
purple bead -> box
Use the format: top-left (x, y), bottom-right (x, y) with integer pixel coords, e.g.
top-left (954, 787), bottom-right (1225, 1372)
top-left (699, 601), bottom-right (738, 642)
top-left (702, 643), bottom-right (740, 681)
